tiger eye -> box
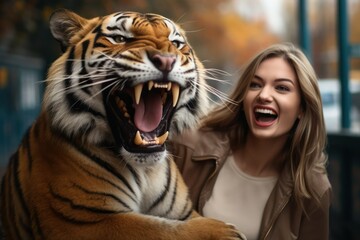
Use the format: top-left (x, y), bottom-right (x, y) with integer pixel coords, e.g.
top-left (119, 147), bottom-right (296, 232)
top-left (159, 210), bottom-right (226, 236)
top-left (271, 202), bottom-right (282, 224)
top-left (113, 35), bottom-right (127, 43)
top-left (171, 40), bottom-right (184, 49)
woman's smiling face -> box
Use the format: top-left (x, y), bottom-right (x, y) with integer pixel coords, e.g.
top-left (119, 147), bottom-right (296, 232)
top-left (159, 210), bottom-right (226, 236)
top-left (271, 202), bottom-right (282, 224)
top-left (243, 57), bottom-right (302, 140)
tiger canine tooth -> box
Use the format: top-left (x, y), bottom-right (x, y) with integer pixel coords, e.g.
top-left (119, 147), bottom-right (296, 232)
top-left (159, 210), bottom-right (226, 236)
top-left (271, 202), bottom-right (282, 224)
top-left (156, 131), bottom-right (169, 145)
top-left (167, 82), bottom-right (172, 91)
top-left (134, 83), bottom-right (143, 105)
top-left (148, 81), bottom-right (154, 91)
top-left (134, 131), bottom-right (143, 145)
top-left (172, 84), bottom-right (179, 107)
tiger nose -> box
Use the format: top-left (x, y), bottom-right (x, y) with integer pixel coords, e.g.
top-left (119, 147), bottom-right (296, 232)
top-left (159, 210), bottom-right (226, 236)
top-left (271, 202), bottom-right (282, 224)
top-left (151, 54), bottom-right (176, 72)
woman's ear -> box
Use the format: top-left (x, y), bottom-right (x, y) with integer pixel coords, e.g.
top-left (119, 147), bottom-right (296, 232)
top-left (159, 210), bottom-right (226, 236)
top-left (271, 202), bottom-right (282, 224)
top-left (298, 105), bottom-right (305, 119)
top-left (297, 109), bottom-right (303, 119)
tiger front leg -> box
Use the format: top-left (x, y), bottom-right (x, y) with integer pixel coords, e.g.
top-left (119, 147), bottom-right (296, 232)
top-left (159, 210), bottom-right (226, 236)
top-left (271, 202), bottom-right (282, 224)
top-left (39, 211), bottom-right (246, 240)
top-left (185, 210), bottom-right (247, 240)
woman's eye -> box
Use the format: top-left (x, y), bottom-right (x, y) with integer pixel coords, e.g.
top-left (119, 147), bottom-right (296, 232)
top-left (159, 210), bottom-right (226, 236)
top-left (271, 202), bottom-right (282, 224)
top-left (276, 85), bottom-right (290, 92)
top-left (172, 40), bottom-right (184, 49)
top-left (249, 82), bottom-right (261, 89)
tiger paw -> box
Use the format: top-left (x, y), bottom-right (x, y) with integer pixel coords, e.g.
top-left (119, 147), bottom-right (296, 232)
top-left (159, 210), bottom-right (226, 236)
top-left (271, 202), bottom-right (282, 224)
top-left (181, 216), bottom-right (247, 240)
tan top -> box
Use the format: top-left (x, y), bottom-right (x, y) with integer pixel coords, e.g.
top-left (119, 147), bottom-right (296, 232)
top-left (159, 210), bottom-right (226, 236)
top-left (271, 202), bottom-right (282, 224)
top-left (168, 129), bottom-right (332, 240)
top-left (203, 155), bottom-right (278, 240)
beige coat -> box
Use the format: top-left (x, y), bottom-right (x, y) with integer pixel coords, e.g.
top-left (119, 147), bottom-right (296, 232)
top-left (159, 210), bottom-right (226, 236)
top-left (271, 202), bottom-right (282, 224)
top-left (168, 129), bottom-right (332, 240)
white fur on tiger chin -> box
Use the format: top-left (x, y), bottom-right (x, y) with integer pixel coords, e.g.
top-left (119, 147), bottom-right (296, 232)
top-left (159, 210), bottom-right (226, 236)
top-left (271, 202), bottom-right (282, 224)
top-left (120, 148), bottom-right (167, 166)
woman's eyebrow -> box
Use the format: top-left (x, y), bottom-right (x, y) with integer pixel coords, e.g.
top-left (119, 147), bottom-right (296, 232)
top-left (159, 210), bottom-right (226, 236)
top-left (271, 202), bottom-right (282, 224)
top-left (274, 78), bottom-right (295, 86)
top-left (253, 75), bottom-right (263, 81)
top-left (254, 74), bottom-right (295, 85)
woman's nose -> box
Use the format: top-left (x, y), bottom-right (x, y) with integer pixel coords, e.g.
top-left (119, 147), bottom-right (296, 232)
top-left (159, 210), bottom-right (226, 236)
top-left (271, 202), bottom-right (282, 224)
top-left (257, 87), bottom-right (273, 102)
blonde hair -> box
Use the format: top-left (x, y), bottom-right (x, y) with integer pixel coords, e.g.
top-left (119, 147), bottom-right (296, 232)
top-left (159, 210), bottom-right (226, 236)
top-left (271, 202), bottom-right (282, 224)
top-left (201, 42), bottom-right (327, 206)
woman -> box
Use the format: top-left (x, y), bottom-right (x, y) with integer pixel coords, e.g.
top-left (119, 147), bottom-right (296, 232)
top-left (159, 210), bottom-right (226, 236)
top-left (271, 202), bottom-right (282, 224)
top-left (168, 43), bottom-right (331, 240)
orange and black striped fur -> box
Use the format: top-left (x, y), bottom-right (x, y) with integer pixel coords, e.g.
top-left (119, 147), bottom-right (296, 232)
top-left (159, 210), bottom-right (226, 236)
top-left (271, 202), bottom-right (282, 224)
top-left (0, 9), bottom-right (245, 240)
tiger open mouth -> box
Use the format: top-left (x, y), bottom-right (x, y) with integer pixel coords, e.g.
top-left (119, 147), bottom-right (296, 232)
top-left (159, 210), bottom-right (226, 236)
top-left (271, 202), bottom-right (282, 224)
top-left (106, 80), bottom-right (180, 153)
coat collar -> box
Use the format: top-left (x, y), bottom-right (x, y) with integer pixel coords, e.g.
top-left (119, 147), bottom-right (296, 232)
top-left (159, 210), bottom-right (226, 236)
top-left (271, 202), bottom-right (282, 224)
top-left (190, 130), bottom-right (231, 162)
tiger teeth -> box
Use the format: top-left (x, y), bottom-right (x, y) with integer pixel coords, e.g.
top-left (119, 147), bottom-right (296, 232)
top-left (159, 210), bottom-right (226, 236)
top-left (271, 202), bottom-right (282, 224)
top-left (134, 83), bottom-right (144, 105)
top-left (154, 83), bottom-right (169, 88)
top-left (148, 80), bottom-right (154, 91)
top-left (167, 82), bottom-right (172, 91)
top-left (134, 131), bottom-right (144, 145)
top-left (172, 84), bottom-right (179, 107)
top-left (134, 82), bottom-right (180, 107)
top-left (134, 131), bottom-right (169, 146)
top-left (116, 97), bottom-right (130, 118)
top-left (156, 131), bottom-right (169, 145)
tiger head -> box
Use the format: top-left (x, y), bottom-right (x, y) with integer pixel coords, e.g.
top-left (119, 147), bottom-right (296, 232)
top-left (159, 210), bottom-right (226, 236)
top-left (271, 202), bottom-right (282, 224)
top-left (45, 9), bottom-right (209, 165)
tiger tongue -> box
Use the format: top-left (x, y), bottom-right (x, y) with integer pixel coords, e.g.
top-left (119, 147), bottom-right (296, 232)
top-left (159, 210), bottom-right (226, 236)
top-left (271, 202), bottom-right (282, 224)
top-left (133, 93), bottom-right (163, 132)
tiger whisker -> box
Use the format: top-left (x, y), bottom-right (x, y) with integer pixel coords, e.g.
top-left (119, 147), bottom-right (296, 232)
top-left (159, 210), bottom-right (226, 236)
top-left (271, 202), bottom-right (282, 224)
top-left (92, 50), bottom-right (120, 62)
top-left (189, 79), bottom-right (237, 106)
top-left (205, 85), bottom-right (238, 106)
top-left (53, 77), bottom-right (119, 96)
top-left (204, 68), bottom-right (232, 75)
top-left (199, 73), bottom-right (233, 85)
top-left (201, 68), bottom-right (232, 80)
top-left (45, 64), bottom-right (125, 90)
top-left (104, 79), bottom-right (127, 104)
top-left (183, 27), bottom-right (206, 34)
top-left (58, 80), bottom-right (120, 122)
top-left (84, 80), bottom-right (121, 104)
top-left (44, 70), bottom-right (98, 86)
top-left (42, 55), bottom-right (117, 84)
top-left (47, 73), bottom-right (111, 89)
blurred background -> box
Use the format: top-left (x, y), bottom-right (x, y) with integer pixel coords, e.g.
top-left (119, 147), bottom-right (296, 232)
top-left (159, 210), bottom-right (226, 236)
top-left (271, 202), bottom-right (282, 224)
top-left (0, 0), bottom-right (359, 239)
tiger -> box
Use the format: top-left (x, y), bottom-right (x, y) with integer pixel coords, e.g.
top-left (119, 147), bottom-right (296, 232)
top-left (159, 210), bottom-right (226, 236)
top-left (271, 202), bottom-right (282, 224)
top-left (0, 8), bottom-right (246, 240)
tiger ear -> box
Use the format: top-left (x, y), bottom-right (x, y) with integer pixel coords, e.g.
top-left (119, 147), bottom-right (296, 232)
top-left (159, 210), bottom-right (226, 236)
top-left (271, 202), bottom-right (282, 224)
top-left (49, 8), bottom-right (88, 52)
